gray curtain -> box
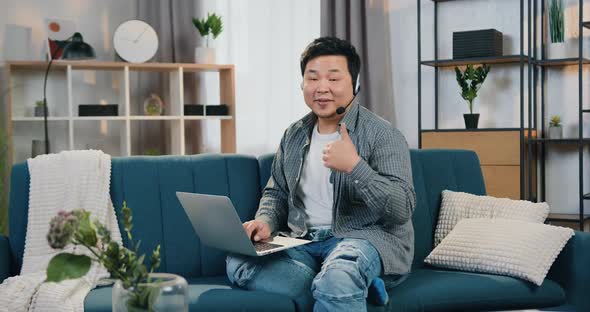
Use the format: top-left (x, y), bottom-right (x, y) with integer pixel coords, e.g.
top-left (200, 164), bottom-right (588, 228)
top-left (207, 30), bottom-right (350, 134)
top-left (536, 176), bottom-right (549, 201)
top-left (136, 0), bottom-right (203, 154)
top-left (321, 0), bottom-right (395, 124)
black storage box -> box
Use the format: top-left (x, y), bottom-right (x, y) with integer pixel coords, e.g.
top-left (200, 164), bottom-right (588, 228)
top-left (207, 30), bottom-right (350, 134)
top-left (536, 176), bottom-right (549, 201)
top-left (78, 104), bottom-right (118, 116)
top-left (184, 104), bottom-right (229, 116)
top-left (453, 29), bottom-right (503, 59)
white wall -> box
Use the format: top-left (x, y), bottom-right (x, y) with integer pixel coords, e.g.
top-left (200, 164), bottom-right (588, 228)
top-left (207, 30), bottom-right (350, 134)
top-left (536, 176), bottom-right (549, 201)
top-left (0, 0), bottom-right (136, 160)
top-left (0, 0), bottom-right (320, 159)
top-left (0, 0), bottom-right (135, 63)
top-left (391, 0), bottom-right (590, 214)
top-left (197, 0), bottom-right (320, 156)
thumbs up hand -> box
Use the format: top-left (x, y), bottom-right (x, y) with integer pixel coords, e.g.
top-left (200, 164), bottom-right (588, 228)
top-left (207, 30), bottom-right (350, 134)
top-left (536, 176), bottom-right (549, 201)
top-left (322, 123), bottom-right (361, 173)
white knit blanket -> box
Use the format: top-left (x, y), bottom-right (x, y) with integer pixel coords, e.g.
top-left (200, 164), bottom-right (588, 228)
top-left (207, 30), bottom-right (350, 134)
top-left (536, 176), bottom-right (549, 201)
top-left (0, 150), bottom-right (122, 312)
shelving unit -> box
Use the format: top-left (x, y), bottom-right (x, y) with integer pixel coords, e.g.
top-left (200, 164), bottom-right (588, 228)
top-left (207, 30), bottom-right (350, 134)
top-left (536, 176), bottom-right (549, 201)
top-left (418, 0), bottom-right (590, 231)
top-left (536, 0), bottom-right (589, 230)
top-left (417, 0), bottom-right (536, 201)
top-left (5, 60), bottom-right (236, 166)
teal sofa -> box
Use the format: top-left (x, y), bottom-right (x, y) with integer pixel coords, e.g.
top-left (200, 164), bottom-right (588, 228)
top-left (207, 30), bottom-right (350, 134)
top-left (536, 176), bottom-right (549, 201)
top-left (2, 150), bottom-right (589, 311)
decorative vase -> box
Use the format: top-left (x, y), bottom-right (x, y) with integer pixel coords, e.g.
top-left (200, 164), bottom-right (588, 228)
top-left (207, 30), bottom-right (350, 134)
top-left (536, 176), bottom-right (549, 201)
top-left (112, 273), bottom-right (188, 312)
top-left (194, 47), bottom-right (215, 64)
top-left (548, 126), bottom-right (563, 139)
top-left (463, 113), bottom-right (480, 129)
top-left (143, 94), bottom-right (164, 116)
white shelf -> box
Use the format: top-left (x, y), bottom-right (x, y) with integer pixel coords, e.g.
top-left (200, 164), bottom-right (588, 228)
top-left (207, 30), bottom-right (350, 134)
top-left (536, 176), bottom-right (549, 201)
top-left (74, 116), bottom-right (127, 121)
top-left (128, 116), bottom-right (181, 121)
top-left (6, 60), bottom-right (236, 165)
top-left (12, 117), bottom-right (70, 121)
top-left (184, 116), bottom-right (233, 120)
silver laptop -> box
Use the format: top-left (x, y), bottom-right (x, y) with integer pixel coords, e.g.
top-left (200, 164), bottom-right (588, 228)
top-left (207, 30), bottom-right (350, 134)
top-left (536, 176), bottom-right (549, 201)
top-left (176, 192), bottom-right (310, 256)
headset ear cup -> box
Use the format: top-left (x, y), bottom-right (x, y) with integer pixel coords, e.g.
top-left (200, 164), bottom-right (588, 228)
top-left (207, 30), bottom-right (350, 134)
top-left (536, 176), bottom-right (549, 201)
top-left (354, 74), bottom-right (361, 95)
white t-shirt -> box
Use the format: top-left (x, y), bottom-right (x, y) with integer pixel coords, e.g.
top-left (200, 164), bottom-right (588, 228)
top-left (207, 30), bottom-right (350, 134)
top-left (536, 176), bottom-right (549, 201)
top-left (296, 123), bottom-right (340, 228)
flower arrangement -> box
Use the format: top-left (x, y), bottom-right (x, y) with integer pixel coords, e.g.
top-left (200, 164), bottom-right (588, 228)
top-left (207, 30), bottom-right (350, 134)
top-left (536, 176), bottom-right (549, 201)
top-left (46, 202), bottom-right (162, 311)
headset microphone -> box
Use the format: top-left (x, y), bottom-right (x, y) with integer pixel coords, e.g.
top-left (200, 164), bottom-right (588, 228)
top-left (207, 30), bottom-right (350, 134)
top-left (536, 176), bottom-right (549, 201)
top-left (336, 98), bottom-right (353, 115)
top-left (336, 75), bottom-right (361, 115)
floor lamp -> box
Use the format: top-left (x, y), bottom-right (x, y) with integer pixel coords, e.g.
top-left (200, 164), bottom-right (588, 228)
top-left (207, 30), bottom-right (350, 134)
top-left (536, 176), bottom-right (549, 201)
top-left (43, 32), bottom-right (95, 154)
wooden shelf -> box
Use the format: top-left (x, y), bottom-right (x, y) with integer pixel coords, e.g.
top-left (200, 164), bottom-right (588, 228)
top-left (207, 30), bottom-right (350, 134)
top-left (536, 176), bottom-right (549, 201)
top-left (5, 60), bottom-right (234, 72)
top-left (421, 128), bottom-right (523, 132)
top-left (547, 213), bottom-right (590, 223)
top-left (532, 138), bottom-right (590, 144)
top-left (12, 117), bottom-right (69, 121)
top-left (12, 116), bottom-right (233, 121)
top-left (184, 116), bottom-right (233, 120)
top-left (5, 61), bottom-right (237, 165)
top-left (421, 55), bottom-right (531, 67)
top-left (534, 58), bottom-right (590, 67)
top-left (128, 116), bottom-right (180, 121)
top-left (421, 128), bottom-right (537, 138)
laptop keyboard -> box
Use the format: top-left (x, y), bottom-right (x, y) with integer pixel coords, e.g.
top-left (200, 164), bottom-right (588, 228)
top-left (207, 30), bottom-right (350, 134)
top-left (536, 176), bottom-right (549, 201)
top-left (254, 242), bottom-right (283, 252)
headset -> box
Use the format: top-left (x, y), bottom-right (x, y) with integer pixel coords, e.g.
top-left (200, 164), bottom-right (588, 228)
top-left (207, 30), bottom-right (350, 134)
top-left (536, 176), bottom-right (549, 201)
top-left (301, 73), bottom-right (361, 115)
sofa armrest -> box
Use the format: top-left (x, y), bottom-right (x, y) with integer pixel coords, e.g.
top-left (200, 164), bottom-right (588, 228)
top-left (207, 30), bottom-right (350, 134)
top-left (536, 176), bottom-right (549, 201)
top-left (546, 230), bottom-right (590, 312)
top-left (0, 235), bottom-right (12, 282)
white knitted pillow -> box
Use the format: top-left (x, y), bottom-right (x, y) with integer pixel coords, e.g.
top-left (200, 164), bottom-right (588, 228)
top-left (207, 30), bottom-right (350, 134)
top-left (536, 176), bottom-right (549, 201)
top-left (425, 218), bottom-right (574, 286)
top-left (434, 190), bottom-right (549, 247)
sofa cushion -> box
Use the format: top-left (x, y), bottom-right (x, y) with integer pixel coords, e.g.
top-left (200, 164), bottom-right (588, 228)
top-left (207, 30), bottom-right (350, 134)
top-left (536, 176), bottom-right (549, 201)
top-left (425, 218), bottom-right (574, 286)
top-left (379, 269), bottom-right (566, 312)
top-left (408, 150), bottom-right (486, 269)
top-left (434, 190), bottom-right (550, 247)
top-left (84, 276), bottom-right (295, 312)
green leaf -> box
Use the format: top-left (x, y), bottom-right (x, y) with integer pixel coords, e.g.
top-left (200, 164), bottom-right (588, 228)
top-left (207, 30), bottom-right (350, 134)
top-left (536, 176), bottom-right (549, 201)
top-left (75, 210), bottom-right (98, 246)
top-left (208, 13), bottom-right (223, 38)
top-left (45, 253), bottom-right (92, 282)
top-left (192, 17), bottom-right (210, 36)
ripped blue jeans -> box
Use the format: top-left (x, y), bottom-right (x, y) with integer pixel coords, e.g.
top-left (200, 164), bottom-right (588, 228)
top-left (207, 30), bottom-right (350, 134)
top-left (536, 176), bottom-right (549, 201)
top-left (226, 237), bottom-right (382, 312)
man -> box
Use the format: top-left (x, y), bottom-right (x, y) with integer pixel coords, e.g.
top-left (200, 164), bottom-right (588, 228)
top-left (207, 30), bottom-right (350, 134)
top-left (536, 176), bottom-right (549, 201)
top-left (226, 37), bottom-right (415, 312)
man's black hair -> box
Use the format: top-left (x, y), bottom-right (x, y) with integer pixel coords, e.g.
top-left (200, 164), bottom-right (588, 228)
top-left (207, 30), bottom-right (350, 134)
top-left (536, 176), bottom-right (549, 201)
top-left (300, 37), bottom-right (361, 90)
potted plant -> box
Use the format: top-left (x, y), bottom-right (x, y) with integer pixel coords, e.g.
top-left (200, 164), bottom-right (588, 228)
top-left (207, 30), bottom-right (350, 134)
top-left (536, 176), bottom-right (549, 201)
top-left (45, 202), bottom-right (188, 311)
top-left (455, 64), bottom-right (491, 129)
top-left (192, 13), bottom-right (223, 64)
top-left (34, 100), bottom-right (46, 117)
top-left (548, 115), bottom-right (563, 139)
top-left (547, 0), bottom-right (566, 59)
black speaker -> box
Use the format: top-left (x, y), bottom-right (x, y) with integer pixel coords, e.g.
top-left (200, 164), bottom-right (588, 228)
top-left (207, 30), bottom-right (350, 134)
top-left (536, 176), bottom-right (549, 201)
top-left (453, 29), bottom-right (503, 59)
top-left (184, 104), bottom-right (229, 116)
top-left (78, 104), bottom-right (118, 116)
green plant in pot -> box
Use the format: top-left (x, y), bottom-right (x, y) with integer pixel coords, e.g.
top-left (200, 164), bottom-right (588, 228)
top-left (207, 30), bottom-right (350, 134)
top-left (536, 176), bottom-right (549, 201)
top-left (548, 0), bottom-right (564, 43)
top-left (45, 202), bottom-right (188, 311)
top-left (192, 13), bottom-right (223, 63)
top-left (548, 115), bottom-right (563, 139)
top-left (35, 100), bottom-right (46, 117)
top-left (455, 64), bottom-right (491, 129)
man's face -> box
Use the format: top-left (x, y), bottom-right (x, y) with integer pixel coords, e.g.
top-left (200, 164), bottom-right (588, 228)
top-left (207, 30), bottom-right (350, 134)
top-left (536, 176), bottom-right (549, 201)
top-left (302, 55), bottom-right (354, 119)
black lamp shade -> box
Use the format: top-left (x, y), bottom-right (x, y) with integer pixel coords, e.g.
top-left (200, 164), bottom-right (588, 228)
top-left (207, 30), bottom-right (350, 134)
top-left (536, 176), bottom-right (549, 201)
top-left (62, 32), bottom-right (95, 60)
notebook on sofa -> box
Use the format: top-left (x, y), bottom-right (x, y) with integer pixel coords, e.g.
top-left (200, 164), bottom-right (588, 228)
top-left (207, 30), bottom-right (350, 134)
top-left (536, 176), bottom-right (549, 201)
top-left (176, 192), bottom-right (310, 256)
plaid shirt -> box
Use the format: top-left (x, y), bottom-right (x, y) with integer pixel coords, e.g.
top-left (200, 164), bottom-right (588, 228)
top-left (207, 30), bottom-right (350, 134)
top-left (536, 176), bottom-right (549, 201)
top-left (255, 102), bottom-right (416, 275)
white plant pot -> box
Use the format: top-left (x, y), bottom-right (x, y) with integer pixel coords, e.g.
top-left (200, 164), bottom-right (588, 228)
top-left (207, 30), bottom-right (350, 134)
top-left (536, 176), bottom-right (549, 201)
top-left (548, 126), bottom-right (563, 139)
top-left (194, 47), bottom-right (215, 64)
top-left (547, 42), bottom-right (568, 60)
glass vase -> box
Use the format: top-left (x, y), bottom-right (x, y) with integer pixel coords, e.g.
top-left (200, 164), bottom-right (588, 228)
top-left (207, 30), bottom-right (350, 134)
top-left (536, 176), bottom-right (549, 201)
top-left (112, 273), bottom-right (188, 312)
